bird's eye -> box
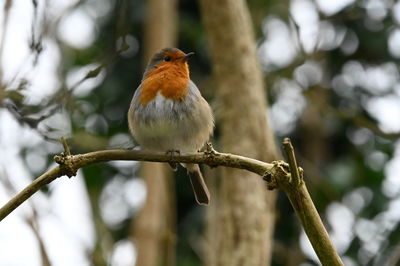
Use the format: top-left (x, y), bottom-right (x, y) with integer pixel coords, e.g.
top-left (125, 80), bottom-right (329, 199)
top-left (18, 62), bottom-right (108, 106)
top-left (164, 56), bottom-right (171, 62)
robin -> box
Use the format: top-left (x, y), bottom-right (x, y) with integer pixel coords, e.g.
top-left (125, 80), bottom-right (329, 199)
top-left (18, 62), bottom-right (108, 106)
top-left (128, 47), bottom-right (214, 205)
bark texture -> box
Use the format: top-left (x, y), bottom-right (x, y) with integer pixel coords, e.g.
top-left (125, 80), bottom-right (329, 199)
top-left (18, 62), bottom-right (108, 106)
top-left (200, 0), bottom-right (279, 265)
top-left (131, 0), bottom-right (177, 265)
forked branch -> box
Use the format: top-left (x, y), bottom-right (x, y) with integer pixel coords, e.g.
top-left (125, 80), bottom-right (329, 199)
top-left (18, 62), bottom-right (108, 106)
top-left (282, 138), bottom-right (344, 266)
top-left (0, 138), bottom-right (344, 265)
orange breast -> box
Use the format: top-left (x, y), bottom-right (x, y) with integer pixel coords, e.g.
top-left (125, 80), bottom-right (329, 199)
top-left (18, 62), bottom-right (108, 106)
top-left (140, 63), bottom-right (189, 104)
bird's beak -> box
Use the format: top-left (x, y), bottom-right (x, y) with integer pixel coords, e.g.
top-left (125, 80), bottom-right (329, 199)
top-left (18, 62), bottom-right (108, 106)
top-left (179, 52), bottom-right (195, 61)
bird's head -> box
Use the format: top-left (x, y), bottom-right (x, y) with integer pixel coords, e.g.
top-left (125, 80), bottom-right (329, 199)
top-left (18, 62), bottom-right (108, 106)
top-left (143, 48), bottom-right (194, 79)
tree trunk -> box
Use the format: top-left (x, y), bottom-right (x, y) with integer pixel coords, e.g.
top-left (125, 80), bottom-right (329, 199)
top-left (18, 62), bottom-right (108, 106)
top-left (142, 0), bottom-right (177, 61)
top-left (200, 0), bottom-right (279, 265)
top-left (132, 163), bottom-right (176, 266)
top-left (131, 0), bottom-right (177, 265)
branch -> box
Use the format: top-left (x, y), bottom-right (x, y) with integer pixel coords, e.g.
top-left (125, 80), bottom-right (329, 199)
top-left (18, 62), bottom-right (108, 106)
top-left (0, 139), bottom-right (345, 266)
top-left (281, 138), bottom-right (344, 266)
top-left (282, 138), bottom-right (302, 186)
top-left (0, 146), bottom-right (275, 221)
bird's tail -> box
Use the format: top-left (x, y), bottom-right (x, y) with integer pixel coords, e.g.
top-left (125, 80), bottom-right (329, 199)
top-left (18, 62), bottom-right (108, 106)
top-left (184, 164), bottom-right (210, 205)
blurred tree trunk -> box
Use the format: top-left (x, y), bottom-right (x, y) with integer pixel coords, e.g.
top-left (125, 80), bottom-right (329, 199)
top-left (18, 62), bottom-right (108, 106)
top-left (200, 0), bottom-right (279, 265)
top-left (299, 86), bottom-right (330, 190)
top-left (130, 0), bottom-right (177, 266)
top-left (132, 163), bottom-right (176, 266)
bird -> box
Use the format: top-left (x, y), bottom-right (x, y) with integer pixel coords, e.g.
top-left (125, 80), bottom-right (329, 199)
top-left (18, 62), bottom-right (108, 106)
top-left (128, 47), bottom-right (214, 205)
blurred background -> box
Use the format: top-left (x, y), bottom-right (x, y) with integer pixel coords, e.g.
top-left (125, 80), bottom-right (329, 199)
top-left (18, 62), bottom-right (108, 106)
top-left (0, 0), bottom-right (400, 265)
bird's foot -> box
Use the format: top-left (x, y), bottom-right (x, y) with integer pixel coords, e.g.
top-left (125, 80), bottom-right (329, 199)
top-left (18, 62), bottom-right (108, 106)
top-left (204, 142), bottom-right (217, 158)
top-left (166, 149), bottom-right (181, 157)
top-left (125, 144), bottom-right (140, 150)
top-left (166, 149), bottom-right (180, 171)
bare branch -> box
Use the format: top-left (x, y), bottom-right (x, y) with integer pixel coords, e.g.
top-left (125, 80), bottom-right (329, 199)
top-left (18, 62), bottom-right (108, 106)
top-left (0, 171), bottom-right (51, 266)
top-left (0, 148), bottom-right (275, 222)
top-left (60, 137), bottom-right (70, 156)
top-left (0, 139), bottom-right (345, 266)
top-left (282, 138), bottom-right (302, 186)
top-left (282, 138), bottom-right (344, 266)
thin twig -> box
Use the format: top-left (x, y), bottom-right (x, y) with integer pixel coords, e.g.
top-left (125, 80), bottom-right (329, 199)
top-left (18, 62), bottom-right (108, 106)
top-left (0, 172), bottom-right (51, 266)
top-left (60, 137), bottom-right (70, 156)
top-left (282, 138), bottom-right (302, 186)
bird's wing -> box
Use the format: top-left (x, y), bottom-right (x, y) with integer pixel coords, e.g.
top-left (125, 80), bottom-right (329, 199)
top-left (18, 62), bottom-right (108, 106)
top-left (187, 80), bottom-right (201, 98)
top-left (130, 84), bottom-right (142, 108)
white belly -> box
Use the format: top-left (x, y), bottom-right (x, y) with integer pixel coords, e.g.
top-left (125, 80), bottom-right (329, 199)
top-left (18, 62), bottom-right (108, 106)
top-left (129, 91), bottom-right (213, 153)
